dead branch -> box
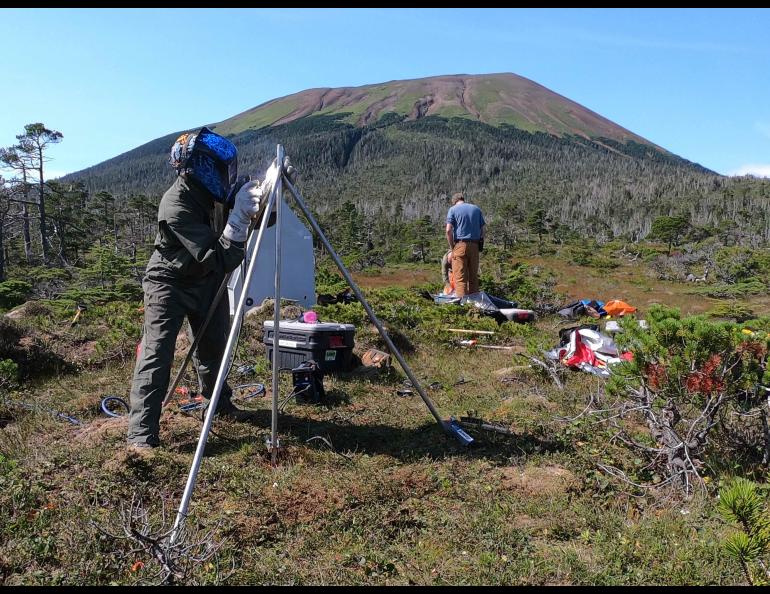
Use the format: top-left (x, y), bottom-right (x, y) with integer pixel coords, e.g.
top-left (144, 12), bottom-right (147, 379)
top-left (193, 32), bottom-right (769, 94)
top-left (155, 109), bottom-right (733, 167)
top-left (90, 494), bottom-right (234, 585)
top-left (517, 353), bottom-right (564, 390)
top-left (554, 379), bottom-right (604, 422)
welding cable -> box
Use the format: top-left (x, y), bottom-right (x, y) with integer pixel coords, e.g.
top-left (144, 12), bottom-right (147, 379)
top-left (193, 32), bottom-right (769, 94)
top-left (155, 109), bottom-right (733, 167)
top-left (3, 399), bottom-right (82, 425)
top-left (100, 396), bottom-right (130, 418)
top-left (278, 386), bottom-right (304, 412)
top-left (233, 383), bottom-right (266, 401)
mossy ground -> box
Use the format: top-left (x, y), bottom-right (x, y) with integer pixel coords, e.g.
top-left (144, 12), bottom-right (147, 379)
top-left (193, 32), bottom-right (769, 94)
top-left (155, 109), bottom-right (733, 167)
top-left (0, 248), bottom-right (757, 585)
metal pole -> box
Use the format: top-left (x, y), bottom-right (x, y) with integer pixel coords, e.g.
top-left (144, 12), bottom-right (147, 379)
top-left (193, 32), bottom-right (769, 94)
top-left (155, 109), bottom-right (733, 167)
top-left (170, 175), bottom-right (280, 546)
top-left (283, 177), bottom-right (448, 431)
top-left (270, 145), bottom-right (284, 466)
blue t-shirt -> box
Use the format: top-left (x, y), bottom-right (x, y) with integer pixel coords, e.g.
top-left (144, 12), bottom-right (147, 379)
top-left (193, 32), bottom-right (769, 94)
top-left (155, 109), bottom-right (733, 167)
top-left (447, 202), bottom-right (485, 241)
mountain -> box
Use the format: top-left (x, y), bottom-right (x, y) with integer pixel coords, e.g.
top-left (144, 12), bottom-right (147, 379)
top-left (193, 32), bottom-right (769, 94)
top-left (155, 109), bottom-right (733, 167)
top-left (64, 73), bottom-right (767, 243)
top-left (213, 73), bottom-right (657, 146)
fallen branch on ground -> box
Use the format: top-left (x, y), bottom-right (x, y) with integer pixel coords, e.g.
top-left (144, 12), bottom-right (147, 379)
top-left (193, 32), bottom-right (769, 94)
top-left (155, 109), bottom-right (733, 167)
top-left (516, 353), bottom-right (564, 390)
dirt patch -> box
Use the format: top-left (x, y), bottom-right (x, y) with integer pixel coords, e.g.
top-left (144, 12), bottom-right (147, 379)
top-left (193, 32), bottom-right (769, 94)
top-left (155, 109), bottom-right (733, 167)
top-left (5, 302), bottom-right (33, 320)
top-left (265, 475), bottom-right (345, 526)
top-left (103, 447), bottom-right (158, 477)
top-left (0, 318), bottom-right (75, 378)
top-left (73, 416), bottom-right (129, 445)
top-left (229, 509), bottom-right (282, 544)
top-left (510, 513), bottom-right (551, 531)
top-left (0, 403), bottom-right (29, 429)
top-left (386, 465), bottom-right (436, 499)
top-left (353, 269), bottom-right (435, 289)
top-left (500, 465), bottom-right (578, 497)
top-left (69, 340), bottom-right (99, 364)
top-left (18, 335), bottom-right (35, 349)
top-left (520, 394), bottom-right (559, 412)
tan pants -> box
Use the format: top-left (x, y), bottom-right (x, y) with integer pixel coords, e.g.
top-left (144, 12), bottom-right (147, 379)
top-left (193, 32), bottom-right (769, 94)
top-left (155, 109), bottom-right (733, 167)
top-left (452, 241), bottom-right (480, 297)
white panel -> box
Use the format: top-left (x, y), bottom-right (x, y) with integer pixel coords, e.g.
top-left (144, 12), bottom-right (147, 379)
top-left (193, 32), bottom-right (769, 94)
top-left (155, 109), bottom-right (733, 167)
top-left (228, 205), bottom-right (316, 315)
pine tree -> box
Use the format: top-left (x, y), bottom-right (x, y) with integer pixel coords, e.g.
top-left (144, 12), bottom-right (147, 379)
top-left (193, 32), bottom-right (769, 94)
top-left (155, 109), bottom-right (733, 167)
top-left (718, 478), bottom-right (770, 585)
top-left (14, 124), bottom-right (63, 264)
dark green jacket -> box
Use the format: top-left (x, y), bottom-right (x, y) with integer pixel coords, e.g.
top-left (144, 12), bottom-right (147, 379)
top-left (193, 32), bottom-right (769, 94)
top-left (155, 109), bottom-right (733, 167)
top-left (144, 175), bottom-right (245, 285)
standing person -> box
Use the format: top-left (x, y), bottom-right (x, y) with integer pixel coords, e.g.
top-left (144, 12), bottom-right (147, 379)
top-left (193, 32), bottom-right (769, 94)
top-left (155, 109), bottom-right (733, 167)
top-left (127, 127), bottom-right (281, 452)
top-left (445, 192), bottom-right (485, 297)
top-left (441, 249), bottom-right (454, 295)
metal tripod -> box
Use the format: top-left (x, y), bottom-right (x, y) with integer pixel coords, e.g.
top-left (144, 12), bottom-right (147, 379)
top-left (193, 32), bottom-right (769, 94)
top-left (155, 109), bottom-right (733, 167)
top-left (170, 145), bottom-right (468, 545)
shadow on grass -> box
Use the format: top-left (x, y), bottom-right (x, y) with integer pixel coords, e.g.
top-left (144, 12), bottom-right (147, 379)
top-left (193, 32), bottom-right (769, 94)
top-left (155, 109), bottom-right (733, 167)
top-left (175, 406), bottom-right (569, 466)
top-left (314, 388), bottom-right (351, 407)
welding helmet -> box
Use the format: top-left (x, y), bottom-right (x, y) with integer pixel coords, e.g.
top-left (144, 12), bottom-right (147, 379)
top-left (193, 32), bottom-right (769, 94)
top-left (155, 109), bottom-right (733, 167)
top-left (169, 127), bottom-right (237, 202)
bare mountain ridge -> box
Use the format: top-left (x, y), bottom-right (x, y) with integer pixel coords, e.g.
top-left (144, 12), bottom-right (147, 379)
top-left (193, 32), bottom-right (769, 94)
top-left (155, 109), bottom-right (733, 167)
top-left (213, 73), bottom-right (658, 150)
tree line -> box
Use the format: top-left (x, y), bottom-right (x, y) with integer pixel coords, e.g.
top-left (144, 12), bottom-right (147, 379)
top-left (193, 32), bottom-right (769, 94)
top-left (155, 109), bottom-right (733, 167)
top-left (3, 116), bottom-right (769, 291)
top-left (64, 114), bottom-right (770, 246)
top-left (0, 123), bottom-right (159, 286)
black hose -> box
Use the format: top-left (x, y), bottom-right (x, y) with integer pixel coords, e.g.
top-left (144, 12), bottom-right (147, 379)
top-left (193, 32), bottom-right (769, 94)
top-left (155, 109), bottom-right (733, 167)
top-left (100, 396), bottom-right (130, 418)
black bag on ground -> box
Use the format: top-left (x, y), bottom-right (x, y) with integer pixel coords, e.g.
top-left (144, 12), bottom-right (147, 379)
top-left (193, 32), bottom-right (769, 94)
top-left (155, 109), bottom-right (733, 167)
top-left (558, 301), bottom-right (586, 319)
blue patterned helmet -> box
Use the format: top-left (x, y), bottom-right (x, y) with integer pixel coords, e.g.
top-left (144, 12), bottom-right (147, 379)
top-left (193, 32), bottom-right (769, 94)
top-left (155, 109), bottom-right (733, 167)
top-left (169, 127), bottom-right (237, 202)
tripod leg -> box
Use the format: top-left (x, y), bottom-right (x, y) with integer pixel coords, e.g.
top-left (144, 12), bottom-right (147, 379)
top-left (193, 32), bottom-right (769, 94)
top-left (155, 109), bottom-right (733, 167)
top-left (170, 176), bottom-right (281, 545)
top-left (283, 176), bottom-right (464, 442)
top-left (270, 145), bottom-right (284, 466)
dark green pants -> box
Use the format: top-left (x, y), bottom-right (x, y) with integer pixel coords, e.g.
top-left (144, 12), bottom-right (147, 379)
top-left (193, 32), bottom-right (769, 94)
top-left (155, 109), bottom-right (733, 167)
top-left (127, 276), bottom-right (234, 445)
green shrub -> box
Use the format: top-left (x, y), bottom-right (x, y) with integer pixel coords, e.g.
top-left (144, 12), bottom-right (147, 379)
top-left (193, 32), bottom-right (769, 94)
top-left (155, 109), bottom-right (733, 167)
top-left (707, 302), bottom-right (756, 323)
top-left (690, 278), bottom-right (767, 299)
top-left (605, 306), bottom-right (770, 493)
top-left (718, 478), bottom-right (770, 585)
top-left (0, 280), bottom-right (32, 310)
top-left (91, 302), bottom-right (143, 363)
top-left (567, 246), bottom-right (620, 269)
top-left (57, 281), bottom-right (142, 307)
top-left (80, 243), bottom-right (135, 286)
top-left (480, 262), bottom-right (561, 313)
top-left (10, 266), bottom-right (72, 300)
top-left (315, 285), bottom-right (516, 348)
top-left (714, 247), bottom-right (770, 284)
top-left (316, 265), bottom-right (350, 296)
top-left (0, 358), bottom-right (19, 391)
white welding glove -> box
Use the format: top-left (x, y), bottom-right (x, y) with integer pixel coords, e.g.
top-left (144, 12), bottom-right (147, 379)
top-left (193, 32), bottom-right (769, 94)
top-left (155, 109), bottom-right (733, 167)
top-left (223, 158), bottom-right (291, 242)
top-left (258, 159), bottom-right (280, 204)
top-left (223, 180), bottom-right (263, 242)
top-left (283, 156), bottom-right (298, 184)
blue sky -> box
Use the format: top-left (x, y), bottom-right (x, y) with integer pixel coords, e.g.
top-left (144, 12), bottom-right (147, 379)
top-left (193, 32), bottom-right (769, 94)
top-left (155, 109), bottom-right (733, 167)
top-left (1, 8), bottom-right (768, 178)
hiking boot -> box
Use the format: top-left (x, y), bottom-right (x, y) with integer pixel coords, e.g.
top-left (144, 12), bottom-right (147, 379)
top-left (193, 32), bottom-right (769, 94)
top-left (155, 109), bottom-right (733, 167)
top-left (127, 442), bottom-right (158, 457)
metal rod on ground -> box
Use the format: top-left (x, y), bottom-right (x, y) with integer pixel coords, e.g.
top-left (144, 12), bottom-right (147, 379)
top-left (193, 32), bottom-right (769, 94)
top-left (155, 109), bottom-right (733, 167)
top-left (458, 416), bottom-right (516, 436)
top-left (283, 177), bottom-right (453, 436)
top-left (170, 173), bottom-right (280, 546)
top-left (270, 145), bottom-right (284, 466)
top-left (459, 340), bottom-right (520, 351)
top-left (472, 345), bottom-right (518, 351)
top-left (447, 328), bottom-right (495, 335)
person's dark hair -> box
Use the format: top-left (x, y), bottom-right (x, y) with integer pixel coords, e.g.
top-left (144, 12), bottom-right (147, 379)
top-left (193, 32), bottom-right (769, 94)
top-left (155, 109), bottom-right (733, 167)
top-left (451, 192), bottom-right (465, 205)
